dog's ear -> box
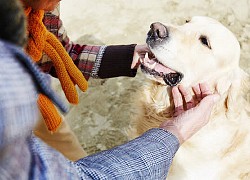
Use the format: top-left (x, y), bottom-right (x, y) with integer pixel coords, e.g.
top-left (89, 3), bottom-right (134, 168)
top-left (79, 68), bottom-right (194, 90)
top-left (216, 69), bottom-right (249, 119)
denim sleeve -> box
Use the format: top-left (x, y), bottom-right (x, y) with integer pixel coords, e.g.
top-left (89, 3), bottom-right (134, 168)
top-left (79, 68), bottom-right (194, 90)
top-left (74, 128), bottom-right (180, 180)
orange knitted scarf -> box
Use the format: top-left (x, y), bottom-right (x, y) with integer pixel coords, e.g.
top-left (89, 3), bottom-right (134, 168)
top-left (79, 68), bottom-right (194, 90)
top-left (25, 8), bottom-right (88, 132)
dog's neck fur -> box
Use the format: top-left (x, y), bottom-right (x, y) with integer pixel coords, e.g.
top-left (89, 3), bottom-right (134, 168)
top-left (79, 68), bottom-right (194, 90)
top-left (129, 68), bottom-right (250, 138)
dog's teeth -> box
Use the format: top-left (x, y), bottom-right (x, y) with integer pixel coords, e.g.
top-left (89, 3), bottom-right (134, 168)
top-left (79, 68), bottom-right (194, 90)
top-left (145, 52), bottom-right (150, 62)
top-left (153, 62), bottom-right (157, 68)
top-left (148, 61), bottom-right (157, 69)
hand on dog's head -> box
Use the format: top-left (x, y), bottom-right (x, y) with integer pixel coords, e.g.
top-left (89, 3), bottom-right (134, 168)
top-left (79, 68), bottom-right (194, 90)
top-left (0, 0), bottom-right (27, 47)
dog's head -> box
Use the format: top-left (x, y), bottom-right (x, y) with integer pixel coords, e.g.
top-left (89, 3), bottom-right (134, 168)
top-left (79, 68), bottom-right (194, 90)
top-left (141, 16), bottom-right (241, 88)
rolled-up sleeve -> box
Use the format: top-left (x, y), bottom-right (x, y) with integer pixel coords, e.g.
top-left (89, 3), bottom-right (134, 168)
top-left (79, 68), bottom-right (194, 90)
top-left (74, 128), bottom-right (179, 180)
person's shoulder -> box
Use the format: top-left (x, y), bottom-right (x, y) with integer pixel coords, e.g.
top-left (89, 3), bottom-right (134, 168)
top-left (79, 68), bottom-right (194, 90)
top-left (0, 40), bottom-right (36, 99)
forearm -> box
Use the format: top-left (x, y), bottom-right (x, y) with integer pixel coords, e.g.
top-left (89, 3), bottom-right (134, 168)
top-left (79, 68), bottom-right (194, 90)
top-left (97, 44), bottom-right (137, 79)
top-left (42, 6), bottom-right (137, 81)
top-left (74, 128), bottom-right (179, 179)
top-left (67, 43), bottom-right (137, 80)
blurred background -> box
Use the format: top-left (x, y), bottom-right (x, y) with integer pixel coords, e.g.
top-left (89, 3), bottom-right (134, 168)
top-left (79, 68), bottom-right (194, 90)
top-left (59, 0), bottom-right (250, 155)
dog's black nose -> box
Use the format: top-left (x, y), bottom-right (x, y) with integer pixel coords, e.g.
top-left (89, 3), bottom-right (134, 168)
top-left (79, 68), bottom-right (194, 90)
top-left (147, 22), bottom-right (168, 40)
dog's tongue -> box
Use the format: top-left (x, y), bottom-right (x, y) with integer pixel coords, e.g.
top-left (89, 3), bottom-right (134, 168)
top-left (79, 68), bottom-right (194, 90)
top-left (142, 53), bottom-right (175, 74)
top-left (142, 52), bottom-right (183, 86)
top-left (154, 62), bottom-right (176, 74)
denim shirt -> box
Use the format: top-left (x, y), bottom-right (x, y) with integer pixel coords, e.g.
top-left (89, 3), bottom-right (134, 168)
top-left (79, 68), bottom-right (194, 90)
top-left (0, 40), bottom-right (179, 180)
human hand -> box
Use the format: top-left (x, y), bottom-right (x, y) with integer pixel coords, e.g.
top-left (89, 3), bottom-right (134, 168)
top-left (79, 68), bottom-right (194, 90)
top-left (131, 44), bottom-right (153, 69)
top-left (160, 83), bottom-right (220, 144)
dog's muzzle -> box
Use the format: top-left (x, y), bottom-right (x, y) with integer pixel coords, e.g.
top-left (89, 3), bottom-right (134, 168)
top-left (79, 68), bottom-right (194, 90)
top-left (146, 22), bottom-right (169, 47)
top-left (141, 22), bottom-right (183, 86)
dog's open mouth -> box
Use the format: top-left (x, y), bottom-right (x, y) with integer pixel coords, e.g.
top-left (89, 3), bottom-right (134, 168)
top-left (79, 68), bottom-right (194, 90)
top-left (140, 52), bottom-right (183, 86)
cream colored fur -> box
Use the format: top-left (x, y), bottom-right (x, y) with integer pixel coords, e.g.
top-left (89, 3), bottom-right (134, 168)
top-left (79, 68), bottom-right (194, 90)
top-left (128, 16), bottom-right (250, 179)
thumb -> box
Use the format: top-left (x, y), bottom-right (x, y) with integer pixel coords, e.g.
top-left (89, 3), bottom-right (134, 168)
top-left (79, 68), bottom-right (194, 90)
top-left (201, 93), bottom-right (220, 105)
top-left (195, 93), bottom-right (220, 114)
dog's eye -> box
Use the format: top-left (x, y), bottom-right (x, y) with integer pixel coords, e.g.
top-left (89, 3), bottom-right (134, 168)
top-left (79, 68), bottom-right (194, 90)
top-left (199, 35), bottom-right (211, 49)
top-left (185, 20), bottom-right (190, 23)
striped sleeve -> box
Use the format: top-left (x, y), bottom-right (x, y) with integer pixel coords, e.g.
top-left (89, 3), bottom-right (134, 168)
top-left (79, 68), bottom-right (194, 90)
top-left (74, 128), bottom-right (180, 179)
top-left (42, 6), bottom-right (103, 80)
top-left (42, 5), bottom-right (137, 81)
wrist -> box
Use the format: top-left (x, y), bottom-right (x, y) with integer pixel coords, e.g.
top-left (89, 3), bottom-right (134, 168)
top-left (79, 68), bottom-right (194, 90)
top-left (160, 121), bottom-right (184, 144)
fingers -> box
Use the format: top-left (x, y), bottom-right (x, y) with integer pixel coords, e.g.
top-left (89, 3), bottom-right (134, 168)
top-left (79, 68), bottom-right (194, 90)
top-left (172, 85), bottom-right (194, 116)
top-left (172, 86), bottom-right (183, 107)
top-left (172, 82), bottom-right (213, 114)
top-left (199, 82), bottom-right (212, 98)
top-left (178, 85), bottom-right (195, 109)
top-left (172, 86), bottom-right (184, 116)
top-left (193, 82), bottom-right (212, 101)
top-left (192, 84), bottom-right (202, 101)
top-left (191, 83), bottom-right (219, 122)
top-left (193, 93), bottom-right (220, 124)
top-left (196, 93), bottom-right (220, 111)
top-left (166, 83), bottom-right (220, 144)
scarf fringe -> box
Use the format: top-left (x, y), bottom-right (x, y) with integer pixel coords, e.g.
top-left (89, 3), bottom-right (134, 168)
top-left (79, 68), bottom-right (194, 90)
top-left (25, 8), bottom-right (88, 131)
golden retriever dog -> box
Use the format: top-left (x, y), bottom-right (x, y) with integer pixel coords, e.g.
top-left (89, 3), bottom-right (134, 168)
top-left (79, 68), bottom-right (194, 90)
top-left (128, 16), bottom-right (250, 179)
